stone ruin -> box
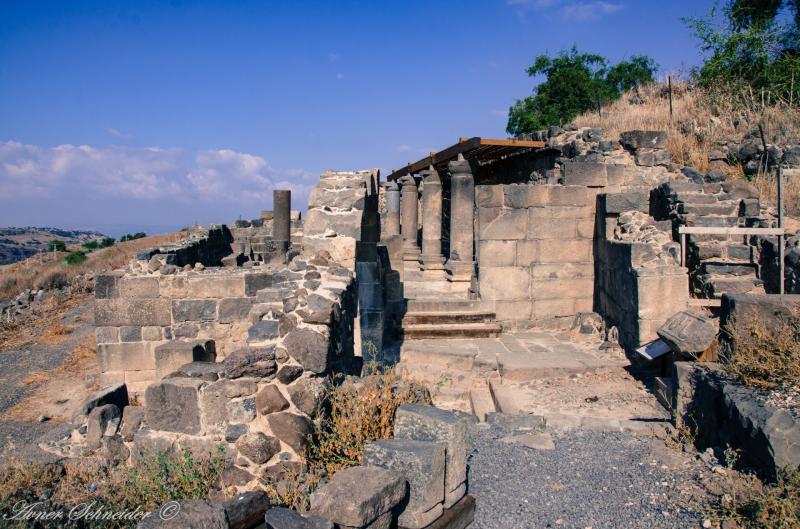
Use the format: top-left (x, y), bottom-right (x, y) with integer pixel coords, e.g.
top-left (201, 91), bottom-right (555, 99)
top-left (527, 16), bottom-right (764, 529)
top-left (37, 125), bottom-right (800, 526)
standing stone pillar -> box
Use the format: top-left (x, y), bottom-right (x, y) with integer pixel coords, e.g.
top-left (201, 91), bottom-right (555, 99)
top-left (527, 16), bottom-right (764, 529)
top-left (399, 175), bottom-right (420, 261)
top-left (445, 155), bottom-right (475, 282)
top-left (384, 181), bottom-right (401, 237)
top-left (273, 189), bottom-right (291, 253)
top-left (419, 167), bottom-right (445, 270)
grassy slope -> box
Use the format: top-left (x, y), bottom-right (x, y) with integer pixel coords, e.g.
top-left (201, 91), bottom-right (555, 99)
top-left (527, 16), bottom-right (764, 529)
top-left (573, 81), bottom-right (800, 217)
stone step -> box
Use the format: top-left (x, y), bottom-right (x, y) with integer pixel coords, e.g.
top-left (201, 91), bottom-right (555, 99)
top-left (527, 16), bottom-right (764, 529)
top-left (403, 311), bottom-right (496, 325)
top-left (699, 275), bottom-right (765, 298)
top-left (677, 202), bottom-right (739, 216)
top-left (402, 323), bottom-right (502, 340)
top-left (406, 299), bottom-right (487, 312)
top-left (700, 260), bottom-right (758, 276)
top-left (682, 215), bottom-right (740, 228)
top-left (673, 192), bottom-right (719, 204)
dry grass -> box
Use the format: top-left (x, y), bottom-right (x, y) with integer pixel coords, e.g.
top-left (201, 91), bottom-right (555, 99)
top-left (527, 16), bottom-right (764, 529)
top-left (0, 446), bottom-right (227, 528)
top-left (18, 336), bottom-right (96, 388)
top-left (0, 231), bottom-right (184, 301)
top-left (705, 448), bottom-right (800, 529)
top-left (263, 367), bottom-right (432, 511)
top-left (306, 368), bottom-right (432, 477)
top-left (574, 79), bottom-right (800, 214)
top-left (720, 307), bottom-right (800, 390)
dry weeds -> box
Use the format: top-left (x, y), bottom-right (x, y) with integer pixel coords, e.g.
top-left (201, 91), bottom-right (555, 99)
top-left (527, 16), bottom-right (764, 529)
top-left (720, 307), bottom-right (800, 391)
top-left (574, 79), bottom-right (800, 215)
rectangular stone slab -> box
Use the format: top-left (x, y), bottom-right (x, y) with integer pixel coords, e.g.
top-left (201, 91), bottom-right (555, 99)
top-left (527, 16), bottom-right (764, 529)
top-left (394, 404), bottom-right (469, 508)
top-left (364, 439), bottom-right (445, 529)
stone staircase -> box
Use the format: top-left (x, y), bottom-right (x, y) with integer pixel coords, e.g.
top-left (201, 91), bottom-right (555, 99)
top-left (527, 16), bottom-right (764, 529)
top-left (660, 180), bottom-right (766, 301)
top-left (400, 264), bottom-right (502, 340)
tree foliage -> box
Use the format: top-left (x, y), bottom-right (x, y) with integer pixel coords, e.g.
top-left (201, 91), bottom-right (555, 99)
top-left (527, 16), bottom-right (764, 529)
top-left (686, 0), bottom-right (800, 103)
top-left (506, 47), bottom-right (657, 136)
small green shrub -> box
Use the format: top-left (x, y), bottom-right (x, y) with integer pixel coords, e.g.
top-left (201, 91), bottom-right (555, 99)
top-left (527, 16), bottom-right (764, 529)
top-left (82, 240), bottom-right (99, 250)
top-left (63, 251), bottom-right (87, 266)
top-left (100, 237), bottom-right (115, 248)
top-left (47, 240), bottom-right (66, 252)
top-left (120, 232), bottom-right (146, 242)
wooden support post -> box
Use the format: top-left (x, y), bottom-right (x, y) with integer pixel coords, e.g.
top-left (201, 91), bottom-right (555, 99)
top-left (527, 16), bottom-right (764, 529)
top-left (668, 76), bottom-right (673, 120)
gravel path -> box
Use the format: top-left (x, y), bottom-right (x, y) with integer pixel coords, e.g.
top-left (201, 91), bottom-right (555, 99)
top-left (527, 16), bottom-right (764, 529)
top-left (468, 416), bottom-right (714, 529)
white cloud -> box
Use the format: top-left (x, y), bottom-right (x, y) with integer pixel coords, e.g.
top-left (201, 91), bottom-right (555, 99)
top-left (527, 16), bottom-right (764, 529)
top-left (561, 1), bottom-right (623, 20)
top-left (0, 140), bottom-right (312, 206)
top-left (106, 127), bottom-right (133, 140)
top-left (396, 144), bottom-right (412, 153)
top-left (508, 0), bottom-right (623, 19)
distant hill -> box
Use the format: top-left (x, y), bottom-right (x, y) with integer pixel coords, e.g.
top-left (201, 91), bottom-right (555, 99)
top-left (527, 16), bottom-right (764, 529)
top-left (0, 227), bottom-right (106, 265)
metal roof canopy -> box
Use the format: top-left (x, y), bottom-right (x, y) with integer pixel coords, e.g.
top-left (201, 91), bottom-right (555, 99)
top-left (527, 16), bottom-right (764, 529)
top-left (386, 137), bottom-right (546, 181)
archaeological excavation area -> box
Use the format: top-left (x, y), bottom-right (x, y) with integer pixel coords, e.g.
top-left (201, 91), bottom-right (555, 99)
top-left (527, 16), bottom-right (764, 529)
top-left (34, 126), bottom-right (800, 528)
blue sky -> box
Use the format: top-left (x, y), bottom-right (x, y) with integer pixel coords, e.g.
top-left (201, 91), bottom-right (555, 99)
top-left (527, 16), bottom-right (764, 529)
top-left (0, 0), bottom-right (714, 236)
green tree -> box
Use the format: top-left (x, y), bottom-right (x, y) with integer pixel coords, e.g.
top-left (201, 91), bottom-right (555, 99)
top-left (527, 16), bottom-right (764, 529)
top-left (506, 47), bottom-right (657, 136)
top-left (686, 0), bottom-right (800, 103)
top-left (47, 240), bottom-right (66, 252)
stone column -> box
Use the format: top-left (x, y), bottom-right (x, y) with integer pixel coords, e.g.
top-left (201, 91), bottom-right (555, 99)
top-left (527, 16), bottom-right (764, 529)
top-left (273, 189), bottom-right (291, 252)
top-left (384, 181), bottom-right (401, 237)
top-left (445, 155), bottom-right (475, 282)
top-left (399, 174), bottom-right (420, 261)
top-left (419, 167), bottom-right (445, 270)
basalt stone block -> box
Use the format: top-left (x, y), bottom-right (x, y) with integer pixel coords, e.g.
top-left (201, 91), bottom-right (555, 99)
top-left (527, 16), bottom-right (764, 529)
top-left (283, 329), bottom-right (329, 374)
top-left (256, 385), bottom-right (289, 415)
top-left (620, 130), bottom-right (667, 150)
top-left (363, 439), bottom-right (445, 529)
top-left (155, 340), bottom-right (216, 379)
top-left (603, 191), bottom-right (649, 214)
top-left (95, 298), bottom-right (171, 327)
top-left (137, 499), bottom-right (228, 529)
top-left (394, 404), bottom-right (469, 508)
top-left (310, 465), bottom-right (406, 529)
top-left (81, 383), bottom-right (129, 416)
top-left (166, 361), bottom-right (224, 382)
top-left (287, 377), bottom-right (326, 417)
top-left (657, 310), bottom-right (718, 355)
top-left (223, 491), bottom-right (271, 529)
top-left (248, 320), bottom-right (280, 342)
top-left (85, 404), bottom-right (121, 451)
top-left (245, 272), bottom-right (275, 296)
top-left (172, 299), bottom-right (218, 322)
top-left (225, 424), bottom-right (249, 442)
top-left (120, 326), bottom-right (142, 342)
top-left (219, 297), bottom-right (255, 324)
top-left (562, 161), bottom-right (608, 187)
top-left (120, 405), bottom-right (145, 442)
top-left (267, 412), bottom-right (313, 454)
top-left (236, 432), bottom-right (281, 464)
top-left (95, 272), bottom-right (123, 299)
top-left (277, 364), bottom-right (303, 384)
top-left (224, 347), bottom-right (277, 378)
top-left (144, 378), bottom-right (204, 434)
top-left (265, 507), bottom-right (334, 529)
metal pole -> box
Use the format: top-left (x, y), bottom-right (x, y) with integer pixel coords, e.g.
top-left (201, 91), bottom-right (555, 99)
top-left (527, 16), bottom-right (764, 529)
top-left (778, 164), bottom-right (784, 229)
top-left (680, 232), bottom-right (686, 267)
top-left (778, 164), bottom-right (785, 295)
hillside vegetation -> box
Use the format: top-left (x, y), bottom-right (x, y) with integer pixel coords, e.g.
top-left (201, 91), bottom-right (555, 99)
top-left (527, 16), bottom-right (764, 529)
top-left (573, 79), bottom-right (800, 215)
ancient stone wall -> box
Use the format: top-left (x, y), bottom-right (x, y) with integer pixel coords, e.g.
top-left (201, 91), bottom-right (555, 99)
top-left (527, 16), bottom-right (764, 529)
top-left (475, 183), bottom-right (597, 326)
top-left (594, 190), bottom-right (689, 350)
top-left (303, 169), bottom-right (377, 269)
top-left (95, 244), bottom-right (355, 395)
